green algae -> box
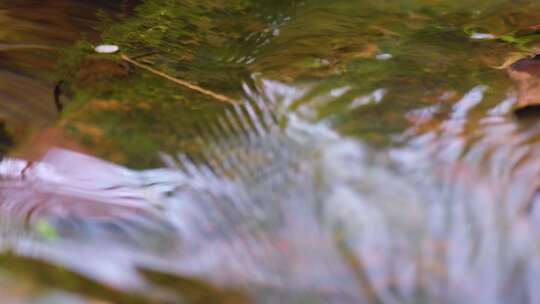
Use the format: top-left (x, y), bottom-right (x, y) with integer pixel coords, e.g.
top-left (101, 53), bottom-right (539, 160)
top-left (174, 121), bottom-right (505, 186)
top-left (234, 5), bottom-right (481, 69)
top-left (55, 0), bottom-right (540, 167)
top-left (54, 1), bottom-right (299, 168)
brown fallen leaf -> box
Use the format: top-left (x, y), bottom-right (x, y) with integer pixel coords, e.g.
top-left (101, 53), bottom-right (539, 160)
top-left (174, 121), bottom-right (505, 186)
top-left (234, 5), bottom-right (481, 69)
top-left (507, 57), bottom-right (540, 113)
top-left (350, 43), bottom-right (379, 59)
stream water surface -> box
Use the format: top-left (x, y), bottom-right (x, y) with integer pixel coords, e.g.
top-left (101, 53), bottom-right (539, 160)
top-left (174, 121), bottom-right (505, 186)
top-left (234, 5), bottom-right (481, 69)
top-left (2, 1), bottom-right (540, 303)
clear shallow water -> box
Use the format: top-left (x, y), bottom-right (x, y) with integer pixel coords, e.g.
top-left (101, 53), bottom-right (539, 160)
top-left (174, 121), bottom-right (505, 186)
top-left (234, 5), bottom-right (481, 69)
top-left (2, 1), bottom-right (540, 303)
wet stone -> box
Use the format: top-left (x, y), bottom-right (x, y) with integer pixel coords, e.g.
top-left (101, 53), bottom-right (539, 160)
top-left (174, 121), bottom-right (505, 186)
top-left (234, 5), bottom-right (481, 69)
top-left (510, 56), bottom-right (540, 76)
top-left (508, 56), bottom-right (540, 116)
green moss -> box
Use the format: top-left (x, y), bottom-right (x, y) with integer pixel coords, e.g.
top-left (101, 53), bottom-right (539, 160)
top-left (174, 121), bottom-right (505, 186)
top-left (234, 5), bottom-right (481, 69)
top-left (54, 41), bottom-right (95, 82)
top-left (55, 0), bottom-right (540, 168)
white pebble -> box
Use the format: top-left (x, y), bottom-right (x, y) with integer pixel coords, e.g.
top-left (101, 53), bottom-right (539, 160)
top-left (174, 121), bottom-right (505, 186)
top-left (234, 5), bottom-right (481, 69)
top-left (470, 33), bottom-right (496, 40)
top-left (95, 44), bottom-right (120, 54)
top-left (376, 53), bottom-right (393, 61)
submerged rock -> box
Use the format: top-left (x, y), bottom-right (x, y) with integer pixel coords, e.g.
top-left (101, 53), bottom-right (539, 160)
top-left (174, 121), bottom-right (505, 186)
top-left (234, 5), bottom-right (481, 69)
top-left (74, 56), bottom-right (130, 89)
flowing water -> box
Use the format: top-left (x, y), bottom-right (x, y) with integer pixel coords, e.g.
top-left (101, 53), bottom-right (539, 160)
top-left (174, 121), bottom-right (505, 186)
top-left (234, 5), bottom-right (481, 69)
top-left (2, 1), bottom-right (540, 303)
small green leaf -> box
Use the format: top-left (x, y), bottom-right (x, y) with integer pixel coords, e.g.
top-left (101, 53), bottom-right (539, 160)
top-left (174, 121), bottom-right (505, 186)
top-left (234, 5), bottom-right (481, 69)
top-left (35, 220), bottom-right (59, 241)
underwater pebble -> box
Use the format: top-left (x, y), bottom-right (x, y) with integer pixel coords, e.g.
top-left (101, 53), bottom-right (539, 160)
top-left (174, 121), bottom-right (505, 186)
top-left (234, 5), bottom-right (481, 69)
top-left (470, 33), bottom-right (496, 40)
top-left (376, 53), bottom-right (393, 61)
top-left (95, 44), bottom-right (120, 54)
